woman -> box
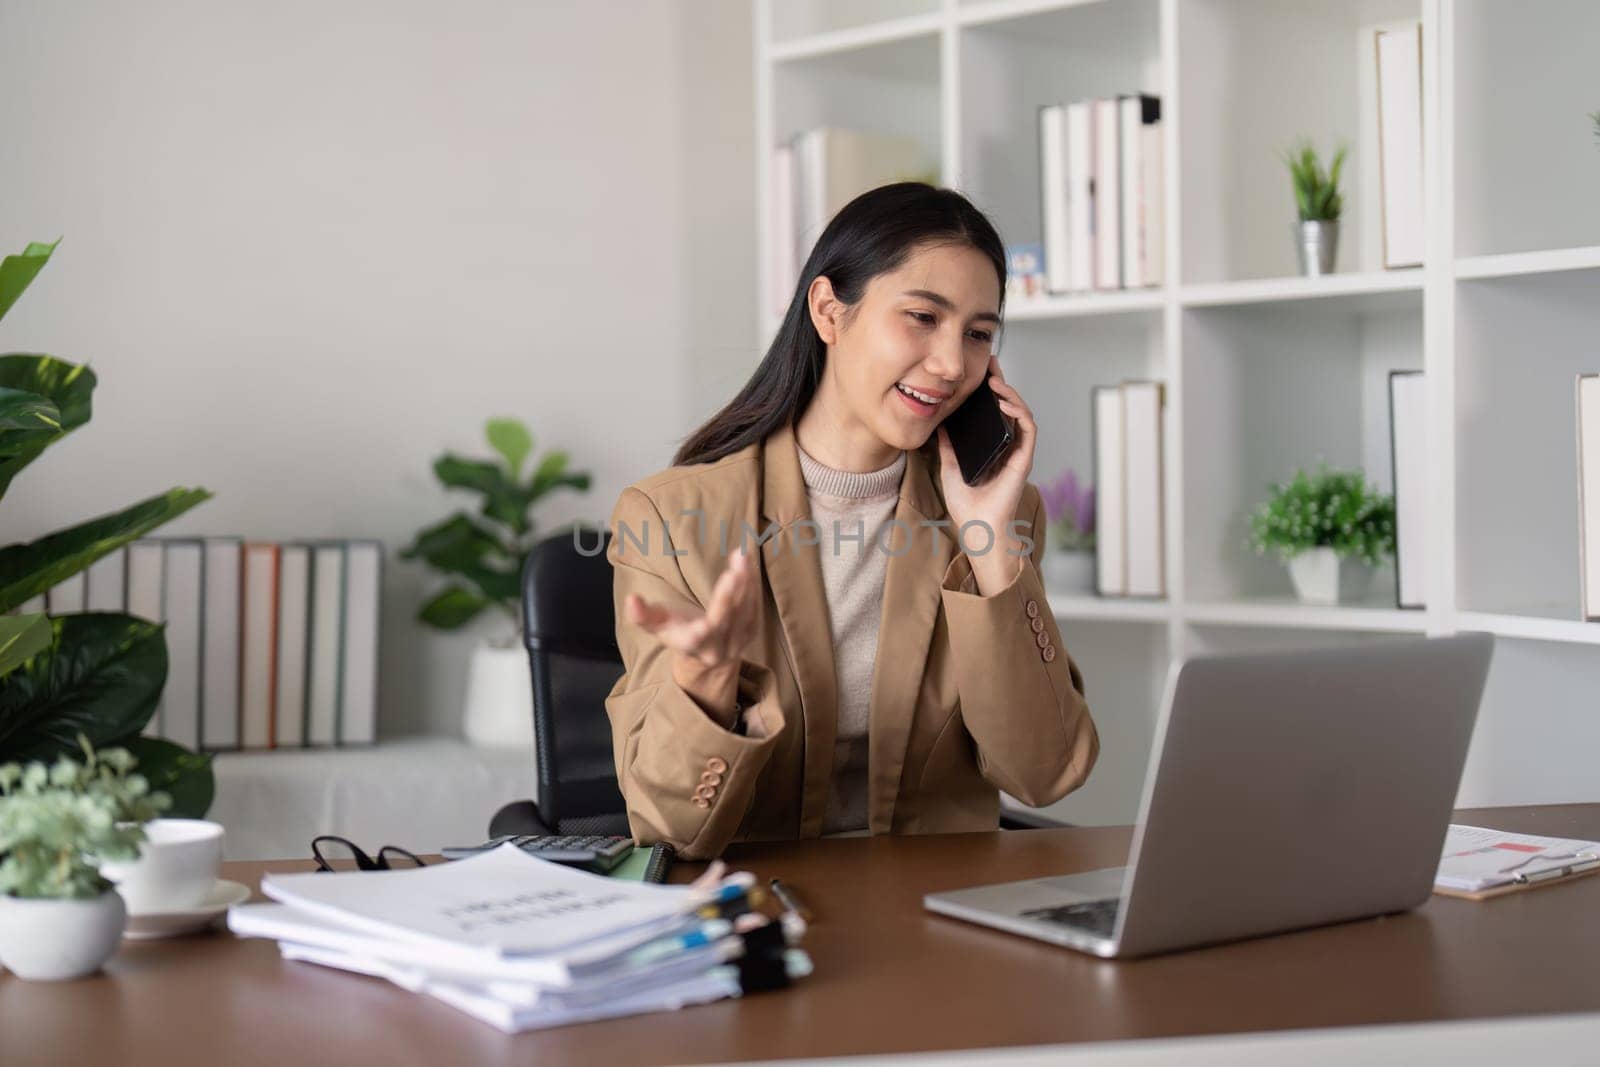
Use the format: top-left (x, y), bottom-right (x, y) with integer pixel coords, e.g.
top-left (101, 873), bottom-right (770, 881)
top-left (603, 182), bottom-right (1098, 860)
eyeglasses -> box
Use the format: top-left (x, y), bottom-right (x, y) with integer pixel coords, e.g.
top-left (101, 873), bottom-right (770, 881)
top-left (311, 834), bottom-right (428, 873)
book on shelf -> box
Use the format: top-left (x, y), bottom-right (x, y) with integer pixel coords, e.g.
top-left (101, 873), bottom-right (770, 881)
top-left (1037, 95), bottom-right (1161, 299)
top-left (275, 544), bottom-right (312, 749)
top-left (126, 539), bottom-right (167, 738)
top-left (1093, 97), bottom-right (1121, 291)
top-left (1092, 386), bottom-right (1126, 596)
top-left (163, 541), bottom-right (204, 750)
top-left (1375, 22), bottom-right (1425, 270)
top-left (45, 570), bottom-right (86, 615)
top-left (1578, 374), bottom-right (1600, 622)
top-left (1389, 371), bottom-right (1428, 610)
top-left (84, 546), bottom-right (126, 612)
top-left (1119, 94), bottom-right (1164, 289)
top-left (241, 542), bottom-right (281, 750)
top-left (1093, 380), bottom-right (1167, 598)
top-left (769, 126), bottom-right (932, 316)
top-left (31, 536), bottom-right (383, 752)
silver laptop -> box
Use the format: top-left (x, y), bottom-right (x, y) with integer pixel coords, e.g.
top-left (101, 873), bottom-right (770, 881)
top-left (924, 632), bottom-right (1495, 959)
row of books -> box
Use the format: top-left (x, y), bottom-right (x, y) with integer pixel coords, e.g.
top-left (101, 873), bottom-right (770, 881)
top-left (1039, 94), bottom-right (1164, 295)
top-left (1093, 380), bottom-right (1166, 597)
top-left (23, 538), bottom-right (382, 752)
top-left (229, 844), bottom-right (812, 1033)
top-left (768, 125), bottom-right (931, 316)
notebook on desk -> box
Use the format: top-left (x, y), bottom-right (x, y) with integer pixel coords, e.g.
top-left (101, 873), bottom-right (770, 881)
top-left (1434, 825), bottom-right (1600, 900)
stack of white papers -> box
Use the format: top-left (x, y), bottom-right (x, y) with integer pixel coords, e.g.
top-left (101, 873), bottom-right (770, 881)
top-left (228, 843), bottom-right (811, 1033)
top-left (1435, 824), bottom-right (1600, 894)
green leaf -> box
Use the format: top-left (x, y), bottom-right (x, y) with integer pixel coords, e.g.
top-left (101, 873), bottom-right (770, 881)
top-left (485, 418), bottom-right (532, 481)
top-left (398, 511), bottom-right (510, 568)
top-left (433, 454), bottom-right (509, 497)
top-left (0, 486), bottom-right (212, 614)
top-left (0, 613), bottom-right (167, 764)
top-left (0, 239), bottom-right (59, 324)
top-left (0, 614), bottom-right (52, 677)
top-left (113, 735), bottom-right (214, 818)
top-left (417, 585), bottom-right (492, 629)
top-left (0, 386), bottom-right (60, 432)
top-left (0, 355), bottom-right (95, 501)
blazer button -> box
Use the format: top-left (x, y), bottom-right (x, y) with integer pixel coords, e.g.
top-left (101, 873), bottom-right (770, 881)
top-left (1025, 599), bottom-right (1040, 619)
top-left (1029, 616), bottom-right (1045, 634)
top-left (706, 756), bottom-right (729, 775)
top-left (699, 771), bottom-right (723, 787)
top-left (1035, 630), bottom-right (1050, 649)
top-left (1042, 644), bottom-right (1057, 662)
top-left (694, 783), bottom-right (716, 801)
top-left (692, 796), bottom-right (711, 809)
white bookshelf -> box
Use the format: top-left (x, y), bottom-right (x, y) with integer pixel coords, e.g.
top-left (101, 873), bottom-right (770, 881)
top-left (755, 0), bottom-right (1600, 823)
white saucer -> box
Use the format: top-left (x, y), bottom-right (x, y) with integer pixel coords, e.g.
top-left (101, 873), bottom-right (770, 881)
top-left (122, 879), bottom-right (252, 940)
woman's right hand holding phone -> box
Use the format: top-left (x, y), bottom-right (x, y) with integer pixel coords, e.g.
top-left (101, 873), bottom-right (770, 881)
top-left (622, 543), bottom-right (761, 730)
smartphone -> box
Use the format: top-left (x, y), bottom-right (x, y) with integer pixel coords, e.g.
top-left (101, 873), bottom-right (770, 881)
top-left (941, 376), bottom-right (1016, 486)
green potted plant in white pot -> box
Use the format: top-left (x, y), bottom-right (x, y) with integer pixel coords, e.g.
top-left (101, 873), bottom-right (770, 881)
top-left (0, 736), bottom-right (170, 980)
top-left (1247, 465), bottom-right (1396, 606)
top-left (400, 418), bottom-right (592, 747)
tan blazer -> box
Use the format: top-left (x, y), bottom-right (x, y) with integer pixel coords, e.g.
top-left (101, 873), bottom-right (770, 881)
top-left (603, 420), bottom-right (1099, 859)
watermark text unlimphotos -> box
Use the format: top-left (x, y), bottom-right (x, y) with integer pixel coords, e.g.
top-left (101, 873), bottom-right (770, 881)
top-left (572, 510), bottom-right (1035, 559)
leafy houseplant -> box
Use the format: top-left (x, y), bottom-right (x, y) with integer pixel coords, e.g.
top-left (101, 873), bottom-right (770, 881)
top-left (0, 736), bottom-right (170, 979)
top-left (1247, 465), bottom-right (1396, 605)
top-left (1283, 139), bottom-right (1348, 276)
top-left (0, 241), bottom-right (214, 816)
top-left (1038, 467), bottom-right (1096, 593)
top-left (400, 418), bottom-right (591, 746)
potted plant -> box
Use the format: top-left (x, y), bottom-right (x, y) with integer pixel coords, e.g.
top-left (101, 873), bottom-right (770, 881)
top-left (0, 240), bottom-right (214, 814)
top-left (400, 418), bottom-right (591, 747)
top-left (1283, 139), bottom-right (1348, 276)
top-left (1247, 465), bottom-right (1395, 605)
top-left (0, 736), bottom-right (171, 980)
top-left (1038, 467), bottom-right (1096, 593)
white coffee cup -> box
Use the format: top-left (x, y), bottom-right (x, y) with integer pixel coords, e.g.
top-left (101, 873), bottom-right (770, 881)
top-left (99, 818), bottom-right (224, 914)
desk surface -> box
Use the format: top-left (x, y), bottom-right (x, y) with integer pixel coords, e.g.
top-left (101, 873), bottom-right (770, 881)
top-left (4, 805), bottom-right (1600, 1066)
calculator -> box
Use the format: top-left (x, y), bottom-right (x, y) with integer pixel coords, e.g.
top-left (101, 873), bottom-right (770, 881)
top-left (440, 833), bottom-right (634, 872)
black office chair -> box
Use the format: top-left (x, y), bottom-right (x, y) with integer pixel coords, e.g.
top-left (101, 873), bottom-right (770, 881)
top-left (489, 526), bottom-right (631, 839)
top-left (486, 524), bottom-right (1064, 838)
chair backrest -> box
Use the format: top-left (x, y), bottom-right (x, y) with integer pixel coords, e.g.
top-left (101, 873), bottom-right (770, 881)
top-left (521, 525), bottom-right (629, 835)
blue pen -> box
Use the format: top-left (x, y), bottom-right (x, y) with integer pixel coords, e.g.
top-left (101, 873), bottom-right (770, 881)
top-left (624, 919), bottom-right (733, 966)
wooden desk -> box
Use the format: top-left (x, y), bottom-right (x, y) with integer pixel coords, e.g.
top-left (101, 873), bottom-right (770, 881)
top-left (4, 805), bottom-right (1600, 1066)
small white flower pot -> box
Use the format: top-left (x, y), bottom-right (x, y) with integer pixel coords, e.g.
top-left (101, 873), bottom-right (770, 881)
top-left (1286, 547), bottom-right (1375, 605)
top-left (462, 639), bottom-right (536, 748)
top-left (0, 889), bottom-right (126, 981)
top-left (1042, 549), bottom-right (1096, 594)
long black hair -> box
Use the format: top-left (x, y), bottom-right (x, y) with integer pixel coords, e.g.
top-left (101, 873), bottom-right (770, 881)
top-left (672, 181), bottom-right (1007, 467)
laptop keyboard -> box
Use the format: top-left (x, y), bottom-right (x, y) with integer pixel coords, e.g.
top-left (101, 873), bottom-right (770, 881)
top-left (1020, 898), bottom-right (1122, 939)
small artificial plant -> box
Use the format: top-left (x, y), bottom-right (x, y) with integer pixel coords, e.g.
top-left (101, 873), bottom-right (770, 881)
top-left (0, 735), bottom-right (171, 900)
top-left (1247, 465), bottom-right (1396, 566)
top-left (400, 418), bottom-right (592, 645)
top-left (1039, 468), bottom-right (1096, 553)
top-left (1283, 139), bottom-right (1349, 222)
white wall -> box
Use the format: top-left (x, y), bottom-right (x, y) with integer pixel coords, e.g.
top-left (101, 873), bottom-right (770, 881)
top-left (0, 0), bottom-right (757, 738)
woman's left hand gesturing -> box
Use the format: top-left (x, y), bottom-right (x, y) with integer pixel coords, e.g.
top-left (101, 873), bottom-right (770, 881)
top-left (935, 354), bottom-right (1037, 595)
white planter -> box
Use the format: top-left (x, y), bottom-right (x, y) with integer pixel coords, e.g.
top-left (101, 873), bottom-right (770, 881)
top-left (0, 890), bottom-right (126, 980)
top-left (462, 640), bottom-right (536, 748)
top-left (1041, 549), bottom-right (1096, 594)
top-left (1286, 547), bottom-right (1375, 605)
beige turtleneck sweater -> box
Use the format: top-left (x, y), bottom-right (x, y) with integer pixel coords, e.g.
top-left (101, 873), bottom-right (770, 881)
top-left (795, 443), bottom-right (907, 836)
